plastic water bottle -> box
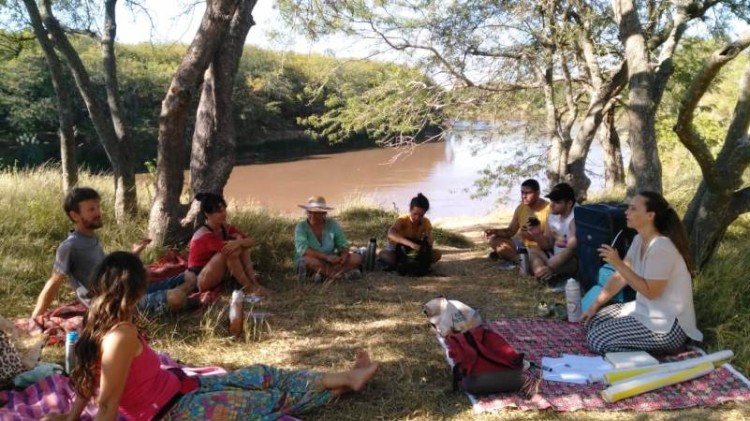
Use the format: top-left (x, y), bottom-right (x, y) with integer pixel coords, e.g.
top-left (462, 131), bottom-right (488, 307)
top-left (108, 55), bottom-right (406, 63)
top-left (565, 278), bottom-right (582, 323)
top-left (517, 246), bottom-right (529, 276)
top-left (229, 289), bottom-right (245, 337)
top-left (65, 330), bottom-right (79, 374)
top-left (365, 238), bottom-right (377, 271)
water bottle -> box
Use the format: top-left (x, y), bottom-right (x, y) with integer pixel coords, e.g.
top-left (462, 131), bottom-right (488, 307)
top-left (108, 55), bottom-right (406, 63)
top-left (229, 289), bottom-right (245, 337)
top-left (65, 330), bottom-right (79, 374)
top-left (517, 246), bottom-right (529, 276)
top-left (365, 238), bottom-right (377, 271)
top-left (565, 278), bottom-right (582, 323)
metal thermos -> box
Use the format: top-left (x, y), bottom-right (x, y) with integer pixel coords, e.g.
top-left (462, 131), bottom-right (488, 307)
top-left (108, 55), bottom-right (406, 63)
top-left (65, 330), bottom-right (79, 374)
top-left (518, 246), bottom-right (530, 276)
top-left (365, 238), bottom-right (377, 271)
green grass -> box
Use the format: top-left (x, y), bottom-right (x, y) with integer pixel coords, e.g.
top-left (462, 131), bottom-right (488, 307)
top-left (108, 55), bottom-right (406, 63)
top-left (2, 166), bottom-right (750, 420)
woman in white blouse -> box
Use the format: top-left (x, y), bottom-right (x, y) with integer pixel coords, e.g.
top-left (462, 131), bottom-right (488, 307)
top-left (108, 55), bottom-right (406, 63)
top-left (581, 191), bottom-right (702, 354)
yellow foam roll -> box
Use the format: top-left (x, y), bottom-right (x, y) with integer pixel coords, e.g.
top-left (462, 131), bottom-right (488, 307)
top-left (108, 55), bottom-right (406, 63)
top-left (601, 350), bottom-right (733, 385)
top-left (604, 366), bottom-right (662, 384)
top-left (601, 361), bottom-right (714, 403)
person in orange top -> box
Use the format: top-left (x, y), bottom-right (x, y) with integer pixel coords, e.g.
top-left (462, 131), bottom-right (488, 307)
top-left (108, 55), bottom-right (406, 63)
top-left (378, 193), bottom-right (442, 269)
top-left (484, 179), bottom-right (550, 270)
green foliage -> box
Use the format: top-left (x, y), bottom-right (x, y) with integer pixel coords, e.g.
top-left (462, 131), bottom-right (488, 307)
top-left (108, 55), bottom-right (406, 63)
top-left (298, 63), bottom-right (445, 145)
top-left (656, 37), bottom-right (750, 177)
top-left (0, 32), bottom-right (442, 171)
top-left (692, 216), bottom-right (750, 375)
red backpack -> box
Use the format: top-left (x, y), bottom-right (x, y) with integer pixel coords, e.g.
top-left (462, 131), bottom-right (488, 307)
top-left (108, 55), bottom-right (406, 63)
top-left (446, 324), bottom-right (526, 395)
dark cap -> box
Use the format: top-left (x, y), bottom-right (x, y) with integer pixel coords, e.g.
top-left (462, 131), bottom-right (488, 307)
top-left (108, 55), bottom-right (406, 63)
top-left (546, 183), bottom-right (576, 202)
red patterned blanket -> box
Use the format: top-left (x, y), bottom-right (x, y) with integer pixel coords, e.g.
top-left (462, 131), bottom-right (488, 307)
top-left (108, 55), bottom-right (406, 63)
top-left (437, 319), bottom-right (750, 412)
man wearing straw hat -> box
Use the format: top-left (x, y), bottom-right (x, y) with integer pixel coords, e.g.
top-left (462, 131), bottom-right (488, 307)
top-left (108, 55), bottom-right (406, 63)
top-left (294, 196), bottom-right (363, 282)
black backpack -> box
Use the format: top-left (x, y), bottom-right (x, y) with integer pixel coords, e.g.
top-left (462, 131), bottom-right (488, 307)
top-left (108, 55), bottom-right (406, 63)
top-left (395, 235), bottom-right (432, 276)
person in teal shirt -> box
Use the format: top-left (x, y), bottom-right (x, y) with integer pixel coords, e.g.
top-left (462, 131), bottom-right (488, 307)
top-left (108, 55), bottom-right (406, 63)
top-left (294, 196), bottom-right (363, 281)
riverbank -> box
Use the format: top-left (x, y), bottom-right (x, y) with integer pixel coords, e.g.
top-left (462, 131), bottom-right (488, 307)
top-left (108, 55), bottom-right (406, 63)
top-left (2, 167), bottom-right (749, 419)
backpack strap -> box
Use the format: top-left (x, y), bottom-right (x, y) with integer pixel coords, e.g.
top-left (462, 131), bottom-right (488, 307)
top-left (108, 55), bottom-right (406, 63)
top-left (462, 328), bottom-right (524, 369)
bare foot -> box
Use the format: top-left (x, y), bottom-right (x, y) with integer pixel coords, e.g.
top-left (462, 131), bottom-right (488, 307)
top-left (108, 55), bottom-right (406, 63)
top-left (254, 285), bottom-right (272, 296)
top-left (353, 350), bottom-right (371, 369)
top-left (242, 284), bottom-right (272, 297)
top-left (347, 361), bottom-right (378, 392)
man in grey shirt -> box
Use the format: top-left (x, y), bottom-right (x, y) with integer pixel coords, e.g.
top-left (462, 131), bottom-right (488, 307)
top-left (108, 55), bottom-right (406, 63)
top-left (32, 187), bottom-right (196, 318)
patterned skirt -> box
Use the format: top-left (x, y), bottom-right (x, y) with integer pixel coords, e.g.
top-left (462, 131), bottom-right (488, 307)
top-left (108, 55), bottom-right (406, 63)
top-left (164, 364), bottom-right (333, 420)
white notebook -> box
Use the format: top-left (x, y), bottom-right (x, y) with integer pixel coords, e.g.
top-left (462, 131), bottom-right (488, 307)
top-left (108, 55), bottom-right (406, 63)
top-left (604, 351), bottom-right (659, 369)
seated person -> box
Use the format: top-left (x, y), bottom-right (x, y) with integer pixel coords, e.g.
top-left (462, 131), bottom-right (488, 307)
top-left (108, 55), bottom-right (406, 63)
top-left (32, 187), bottom-right (196, 319)
top-left (294, 196), bottom-right (363, 281)
top-left (527, 183), bottom-right (578, 283)
top-left (188, 192), bottom-right (270, 296)
top-left (42, 252), bottom-right (378, 421)
top-left (581, 192), bottom-right (703, 354)
top-left (484, 179), bottom-right (549, 270)
top-left (378, 193), bottom-right (442, 269)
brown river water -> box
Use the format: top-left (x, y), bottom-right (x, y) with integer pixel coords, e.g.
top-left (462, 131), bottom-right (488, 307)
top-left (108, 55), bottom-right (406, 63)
top-left (217, 127), bottom-right (619, 219)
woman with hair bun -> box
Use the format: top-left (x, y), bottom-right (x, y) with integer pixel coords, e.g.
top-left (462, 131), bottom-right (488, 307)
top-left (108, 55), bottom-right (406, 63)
top-left (378, 193), bottom-right (442, 269)
top-left (582, 191), bottom-right (703, 354)
top-left (188, 192), bottom-right (270, 296)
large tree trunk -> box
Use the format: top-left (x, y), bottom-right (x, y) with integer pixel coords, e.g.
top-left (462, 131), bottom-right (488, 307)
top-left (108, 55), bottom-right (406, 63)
top-left (599, 105), bottom-right (625, 190)
top-left (678, 48), bottom-right (750, 269)
top-left (682, 183), bottom-right (749, 270)
top-left (21, 0), bottom-right (77, 191)
top-left (612, 0), bottom-right (662, 196)
top-left (149, 0), bottom-right (256, 246)
top-left (102, 0), bottom-right (136, 216)
top-left (190, 0), bottom-right (256, 198)
top-left (39, 0), bottom-right (135, 219)
top-left (538, 62), bottom-right (567, 185)
top-left (564, 65), bottom-right (627, 200)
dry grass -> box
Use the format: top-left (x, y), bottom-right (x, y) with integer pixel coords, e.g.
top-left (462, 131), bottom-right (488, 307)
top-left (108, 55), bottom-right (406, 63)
top-left (120, 220), bottom-right (750, 419)
top-left (2, 167), bottom-right (749, 419)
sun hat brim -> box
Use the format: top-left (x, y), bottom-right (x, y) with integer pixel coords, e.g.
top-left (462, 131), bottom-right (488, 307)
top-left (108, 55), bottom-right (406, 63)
top-left (298, 204), bottom-right (334, 212)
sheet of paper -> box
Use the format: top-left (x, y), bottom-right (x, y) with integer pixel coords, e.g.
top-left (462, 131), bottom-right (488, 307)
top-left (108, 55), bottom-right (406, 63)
top-left (542, 354), bottom-right (615, 384)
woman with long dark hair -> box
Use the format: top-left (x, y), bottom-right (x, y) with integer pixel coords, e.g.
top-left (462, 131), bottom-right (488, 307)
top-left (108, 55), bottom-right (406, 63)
top-left (581, 191), bottom-right (703, 354)
top-left (188, 192), bottom-right (270, 296)
top-left (44, 252), bottom-right (377, 421)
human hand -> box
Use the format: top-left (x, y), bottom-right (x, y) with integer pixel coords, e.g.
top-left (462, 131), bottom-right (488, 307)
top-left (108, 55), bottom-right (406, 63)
top-left (222, 239), bottom-right (243, 255)
top-left (527, 224), bottom-right (542, 237)
top-left (580, 306), bottom-right (597, 325)
top-left (536, 265), bottom-right (554, 281)
top-left (520, 226), bottom-right (534, 241)
top-left (326, 255), bottom-right (342, 265)
top-left (131, 238), bottom-right (152, 255)
top-left (597, 244), bottom-right (622, 267)
top-left (484, 228), bottom-right (497, 238)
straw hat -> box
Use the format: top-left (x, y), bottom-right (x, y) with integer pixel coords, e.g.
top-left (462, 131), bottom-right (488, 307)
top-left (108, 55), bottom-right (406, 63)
top-left (298, 196), bottom-right (334, 212)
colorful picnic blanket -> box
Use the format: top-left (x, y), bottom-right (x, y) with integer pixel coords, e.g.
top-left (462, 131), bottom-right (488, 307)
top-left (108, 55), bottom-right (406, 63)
top-left (0, 357), bottom-right (301, 421)
top-left (13, 250), bottom-right (223, 345)
top-left (0, 352), bottom-right (224, 420)
top-left (437, 319), bottom-right (750, 413)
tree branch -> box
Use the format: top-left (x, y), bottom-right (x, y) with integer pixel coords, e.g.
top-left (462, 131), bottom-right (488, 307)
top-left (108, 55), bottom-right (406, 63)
top-left (674, 33), bottom-right (750, 191)
top-left (731, 186), bottom-right (750, 217)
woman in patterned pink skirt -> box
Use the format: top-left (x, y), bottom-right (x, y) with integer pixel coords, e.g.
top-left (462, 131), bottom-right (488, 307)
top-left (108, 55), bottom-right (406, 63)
top-left (42, 252), bottom-right (378, 421)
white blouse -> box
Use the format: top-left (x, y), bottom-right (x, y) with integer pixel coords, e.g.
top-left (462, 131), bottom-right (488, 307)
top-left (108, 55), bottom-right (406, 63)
top-left (619, 235), bottom-right (703, 341)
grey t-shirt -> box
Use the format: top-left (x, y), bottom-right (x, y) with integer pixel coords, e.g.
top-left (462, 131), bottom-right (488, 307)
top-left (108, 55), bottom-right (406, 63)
top-left (53, 230), bottom-right (105, 305)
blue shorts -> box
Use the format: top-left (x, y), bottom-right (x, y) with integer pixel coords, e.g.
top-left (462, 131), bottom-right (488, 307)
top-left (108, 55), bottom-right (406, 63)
top-left (136, 273), bottom-right (186, 315)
